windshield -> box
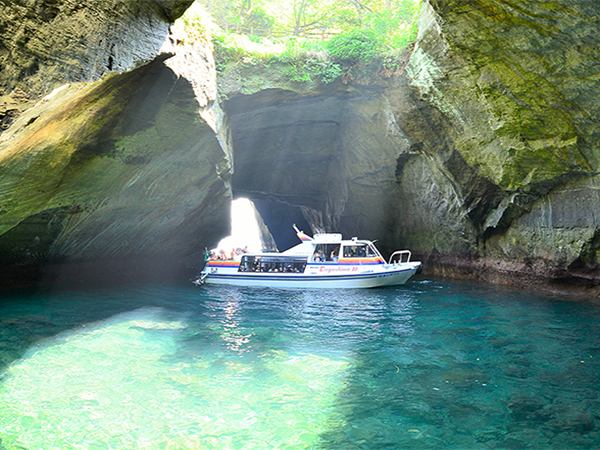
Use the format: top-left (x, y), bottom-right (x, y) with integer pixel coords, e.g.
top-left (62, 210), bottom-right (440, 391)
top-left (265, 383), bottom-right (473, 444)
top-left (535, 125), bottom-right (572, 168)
top-left (343, 244), bottom-right (378, 258)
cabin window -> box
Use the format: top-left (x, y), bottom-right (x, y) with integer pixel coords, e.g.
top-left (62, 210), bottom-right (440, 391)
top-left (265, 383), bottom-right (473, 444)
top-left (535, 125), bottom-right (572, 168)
top-left (366, 244), bottom-right (379, 257)
top-left (311, 244), bottom-right (341, 262)
top-left (342, 243), bottom-right (379, 258)
top-left (343, 244), bottom-right (368, 258)
top-left (239, 255), bottom-right (307, 273)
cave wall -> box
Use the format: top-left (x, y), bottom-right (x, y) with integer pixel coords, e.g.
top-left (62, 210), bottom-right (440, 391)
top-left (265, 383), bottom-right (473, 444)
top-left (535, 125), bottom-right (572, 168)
top-left (0, 0), bottom-right (194, 132)
top-left (394, 0), bottom-right (600, 287)
top-left (0, 1), bottom-right (232, 281)
top-left (0, 56), bottom-right (229, 266)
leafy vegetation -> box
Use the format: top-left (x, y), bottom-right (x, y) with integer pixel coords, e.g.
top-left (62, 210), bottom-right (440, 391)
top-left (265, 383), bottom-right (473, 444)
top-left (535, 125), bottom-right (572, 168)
top-left (326, 29), bottom-right (380, 62)
top-left (182, 0), bottom-right (421, 83)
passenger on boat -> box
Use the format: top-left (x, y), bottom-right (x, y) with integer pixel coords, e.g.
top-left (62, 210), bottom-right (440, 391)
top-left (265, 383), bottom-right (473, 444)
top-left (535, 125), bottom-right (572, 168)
top-left (330, 248), bottom-right (339, 262)
top-left (314, 250), bottom-right (325, 262)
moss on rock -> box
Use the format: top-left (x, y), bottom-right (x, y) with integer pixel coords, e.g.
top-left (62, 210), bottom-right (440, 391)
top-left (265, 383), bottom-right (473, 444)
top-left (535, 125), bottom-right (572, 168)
top-left (0, 56), bottom-right (230, 266)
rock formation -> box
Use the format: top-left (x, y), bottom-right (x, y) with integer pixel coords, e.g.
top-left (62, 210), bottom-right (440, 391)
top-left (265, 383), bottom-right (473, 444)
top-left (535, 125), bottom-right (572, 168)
top-left (397, 0), bottom-right (600, 289)
top-left (218, 0), bottom-right (600, 293)
top-left (0, 0), bottom-right (598, 293)
top-left (0, 0), bottom-right (231, 281)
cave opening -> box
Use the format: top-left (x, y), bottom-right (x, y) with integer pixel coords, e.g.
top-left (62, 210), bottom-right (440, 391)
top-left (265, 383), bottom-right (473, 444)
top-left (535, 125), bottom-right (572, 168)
top-left (223, 89), bottom-right (344, 253)
top-left (222, 85), bottom-right (405, 257)
top-left (214, 198), bottom-right (265, 255)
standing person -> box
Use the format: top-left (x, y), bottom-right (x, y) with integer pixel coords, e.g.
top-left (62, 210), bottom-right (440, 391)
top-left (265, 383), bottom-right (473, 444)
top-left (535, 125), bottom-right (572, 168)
top-left (330, 248), bottom-right (339, 262)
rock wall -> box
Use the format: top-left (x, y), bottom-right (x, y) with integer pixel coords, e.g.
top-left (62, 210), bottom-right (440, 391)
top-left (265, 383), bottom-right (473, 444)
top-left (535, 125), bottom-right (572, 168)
top-left (0, 1), bottom-right (232, 282)
top-left (0, 0), bottom-right (194, 131)
top-left (395, 0), bottom-right (600, 290)
top-left (0, 56), bottom-right (230, 266)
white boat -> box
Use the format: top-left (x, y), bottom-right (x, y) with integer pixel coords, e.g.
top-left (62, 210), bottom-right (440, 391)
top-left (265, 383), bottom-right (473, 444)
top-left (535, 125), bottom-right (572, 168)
top-left (197, 226), bottom-right (421, 289)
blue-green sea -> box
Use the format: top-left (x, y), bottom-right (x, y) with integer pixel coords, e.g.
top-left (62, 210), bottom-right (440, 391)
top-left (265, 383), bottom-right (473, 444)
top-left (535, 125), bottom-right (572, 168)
top-left (1, 280), bottom-right (599, 448)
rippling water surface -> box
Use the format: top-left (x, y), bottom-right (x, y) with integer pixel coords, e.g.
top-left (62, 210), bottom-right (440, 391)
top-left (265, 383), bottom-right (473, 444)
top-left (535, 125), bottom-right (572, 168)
top-left (1, 280), bottom-right (599, 448)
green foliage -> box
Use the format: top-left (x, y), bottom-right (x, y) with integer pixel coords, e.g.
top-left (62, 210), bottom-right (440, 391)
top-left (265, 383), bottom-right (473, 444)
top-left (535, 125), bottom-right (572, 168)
top-left (211, 33), bottom-right (279, 70)
top-left (212, 35), bottom-right (246, 68)
top-left (326, 30), bottom-right (380, 62)
top-left (362, 4), bottom-right (420, 52)
top-left (284, 55), bottom-right (343, 84)
top-left (246, 8), bottom-right (275, 35)
top-left (189, 0), bottom-right (422, 82)
top-left (280, 38), bottom-right (328, 59)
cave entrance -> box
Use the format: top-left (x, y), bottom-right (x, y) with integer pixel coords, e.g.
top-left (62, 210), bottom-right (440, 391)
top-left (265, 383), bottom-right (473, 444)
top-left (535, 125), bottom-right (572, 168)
top-left (214, 198), bottom-right (267, 255)
top-left (213, 196), bottom-right (313, 255)
top-left (248, 197), bottom-right (314, 252)
top-left (223, 87), bottom-right (401, 255)
top-left (225, 89), bottom-right (340, 252)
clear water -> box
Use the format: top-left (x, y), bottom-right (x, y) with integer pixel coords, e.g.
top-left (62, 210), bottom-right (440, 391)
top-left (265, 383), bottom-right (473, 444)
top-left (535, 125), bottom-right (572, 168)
top-left (0, 280), bottom-right (599, 449)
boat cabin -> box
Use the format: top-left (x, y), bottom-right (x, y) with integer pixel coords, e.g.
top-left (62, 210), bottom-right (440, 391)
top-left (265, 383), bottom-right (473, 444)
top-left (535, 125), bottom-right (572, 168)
top-left (207, 230), bottom-right (386, 273)
top-left (309, 243), bottom-right (382, 263)
top-left (239, 255), bottom-right (307, 273)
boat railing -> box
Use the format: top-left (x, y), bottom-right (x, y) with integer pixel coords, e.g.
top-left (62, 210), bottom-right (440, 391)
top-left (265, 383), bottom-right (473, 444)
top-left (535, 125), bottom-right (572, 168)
top-left (389, 250), bottom-right (411, 264)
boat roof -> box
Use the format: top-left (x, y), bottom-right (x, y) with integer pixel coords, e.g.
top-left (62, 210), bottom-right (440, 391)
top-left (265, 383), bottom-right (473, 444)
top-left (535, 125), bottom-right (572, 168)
top-left (312, 233), bottom-right (342, 243)
top-left (241, 235), bottom-right (378, 258)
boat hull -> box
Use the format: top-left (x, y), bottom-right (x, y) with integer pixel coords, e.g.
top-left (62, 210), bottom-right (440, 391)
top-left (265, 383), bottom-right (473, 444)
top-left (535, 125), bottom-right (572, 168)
top-left (202, 263), bottom-right (420, 289)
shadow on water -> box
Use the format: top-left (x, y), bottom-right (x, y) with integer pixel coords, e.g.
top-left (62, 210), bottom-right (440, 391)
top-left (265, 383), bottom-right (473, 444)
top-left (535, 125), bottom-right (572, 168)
top-left (317, 281), bottom-right (600, 449)
top-left (0, 254), bottom-right (211, 374)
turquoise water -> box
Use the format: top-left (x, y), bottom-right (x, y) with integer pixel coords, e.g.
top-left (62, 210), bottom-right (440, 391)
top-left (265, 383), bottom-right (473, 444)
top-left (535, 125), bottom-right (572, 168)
top-left (0, 280), bottom-right (599, 448)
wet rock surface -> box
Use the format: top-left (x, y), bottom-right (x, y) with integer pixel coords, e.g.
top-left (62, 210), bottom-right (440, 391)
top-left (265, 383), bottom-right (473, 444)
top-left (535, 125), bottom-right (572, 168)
top-left (0, 56), bottom-right (229, 274)
top-left (0, 0), bottom-right (193, 99)
top-left (0, 2), bottom-right (229, 282)
top-left (1, 0), bottom-right (599, 292)
top-left (397, 0), bottom-right (600, 291)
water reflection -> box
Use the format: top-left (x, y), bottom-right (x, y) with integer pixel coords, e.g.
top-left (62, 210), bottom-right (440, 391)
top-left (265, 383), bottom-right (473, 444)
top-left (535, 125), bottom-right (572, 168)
top-left (220, 293), bottom-right (253, 353)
